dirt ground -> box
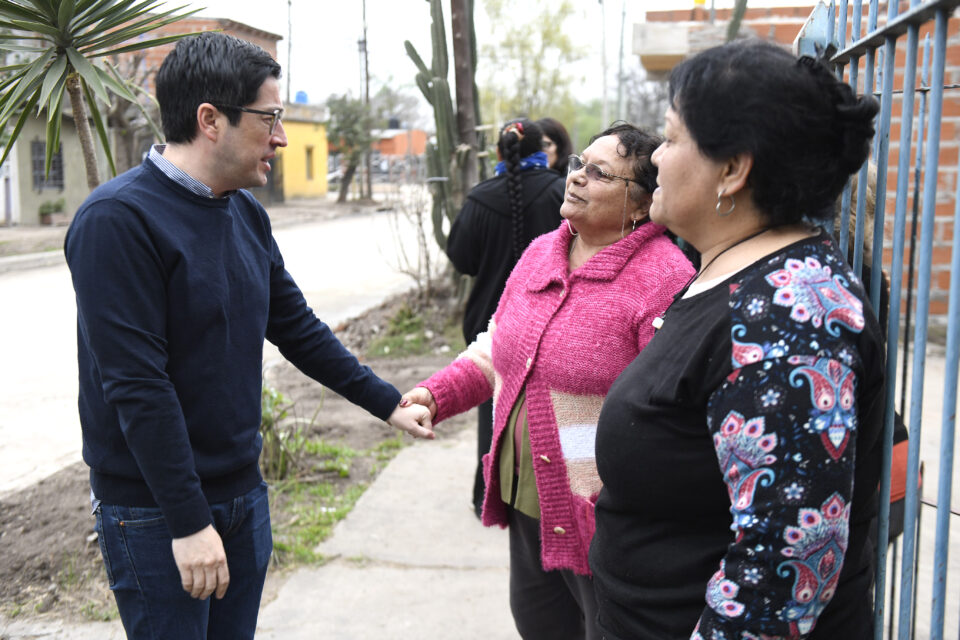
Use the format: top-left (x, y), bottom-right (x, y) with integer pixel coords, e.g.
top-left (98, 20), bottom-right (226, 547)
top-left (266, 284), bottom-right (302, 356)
top-left (0, 287), bottom-right (471, 624)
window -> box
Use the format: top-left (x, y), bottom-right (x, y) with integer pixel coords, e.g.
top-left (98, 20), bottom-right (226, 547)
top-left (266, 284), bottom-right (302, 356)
top-left (31, 140), bottom-right (64, 191)
top-left (305, 146), bottom-right (314, 181)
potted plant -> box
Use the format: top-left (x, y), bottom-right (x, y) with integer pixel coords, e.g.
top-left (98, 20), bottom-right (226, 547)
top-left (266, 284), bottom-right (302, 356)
top-left (38, 198), bottom-right (67, 226)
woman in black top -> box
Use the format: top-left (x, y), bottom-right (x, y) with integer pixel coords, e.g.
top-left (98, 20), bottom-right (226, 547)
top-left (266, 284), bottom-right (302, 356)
top-left (590, 41), bottom-right (886, 639)
top-left (446, 119), bottom-right (564, 516)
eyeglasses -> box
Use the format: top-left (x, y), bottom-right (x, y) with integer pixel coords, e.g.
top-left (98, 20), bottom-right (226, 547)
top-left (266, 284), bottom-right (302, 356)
top-left (213, 104), bottom-right (284, 135)
top-left (567, 154), bottom-right (640, 185)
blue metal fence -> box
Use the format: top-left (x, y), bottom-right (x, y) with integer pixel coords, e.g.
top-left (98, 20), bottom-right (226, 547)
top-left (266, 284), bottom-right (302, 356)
top-left (801, 0), bottom-right (960, 637)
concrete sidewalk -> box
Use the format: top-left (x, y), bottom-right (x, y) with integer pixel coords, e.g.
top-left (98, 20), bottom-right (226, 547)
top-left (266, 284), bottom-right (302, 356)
top-left (256, 427), bottom-right (517, 639)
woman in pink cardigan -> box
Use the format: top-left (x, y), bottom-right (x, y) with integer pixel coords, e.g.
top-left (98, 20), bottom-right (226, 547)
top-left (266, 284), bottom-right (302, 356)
top-left (401, 123), bottom-right (694, 640)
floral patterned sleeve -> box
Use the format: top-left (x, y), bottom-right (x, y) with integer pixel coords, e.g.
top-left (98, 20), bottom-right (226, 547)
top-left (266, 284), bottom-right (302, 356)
top-left (693, 253), bottom-right (869, 640)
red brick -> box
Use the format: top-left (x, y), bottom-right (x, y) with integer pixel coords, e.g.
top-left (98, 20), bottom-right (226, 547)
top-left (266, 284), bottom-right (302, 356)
top-left (935, 267), bottom-right (953, 291)
top-left (929, 298), bottom-right (950, 316)
top-left (939, 219), bottom-right (955, 243)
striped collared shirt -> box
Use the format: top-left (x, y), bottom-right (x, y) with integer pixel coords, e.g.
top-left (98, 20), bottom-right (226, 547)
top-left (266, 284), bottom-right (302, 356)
top-left (148, 144), bottom-right (224, 199)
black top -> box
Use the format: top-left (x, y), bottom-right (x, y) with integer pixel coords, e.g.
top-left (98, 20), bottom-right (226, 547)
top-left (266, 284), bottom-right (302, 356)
top-left (65, 160), bottom-right (401, 538)
top-left (591, 232), bottom-right (885, 639)
top-left (446, 168), bottom-right (564, 344)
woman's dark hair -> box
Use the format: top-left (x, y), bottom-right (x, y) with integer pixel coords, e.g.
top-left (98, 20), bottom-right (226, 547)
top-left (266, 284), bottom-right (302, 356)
top-left (537, 117), bottom-right (573, 174)
top-left (157, 32), bottom-right (282, 144)
top-left (668, 39), bottom-right (878, 225)
top-left (498, 118), bottom-right (544, 260)
top-left (590, 121), bottom-right (662, 205)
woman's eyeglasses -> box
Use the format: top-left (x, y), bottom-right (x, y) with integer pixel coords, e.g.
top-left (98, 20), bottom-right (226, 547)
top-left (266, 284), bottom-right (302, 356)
top-left (567, 154), bottom-right (640, 185)
top-left (213, 104), bottom-right (284, 135)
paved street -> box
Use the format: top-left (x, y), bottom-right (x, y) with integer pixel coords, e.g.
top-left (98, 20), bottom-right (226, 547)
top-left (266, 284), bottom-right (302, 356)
top-left (0, 205), bottom-right (441, 497)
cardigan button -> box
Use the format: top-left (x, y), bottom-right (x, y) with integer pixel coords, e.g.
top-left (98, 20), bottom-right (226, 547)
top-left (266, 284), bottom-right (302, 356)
top-left (539, 454), bottom-right (551, 463)
top-left (525, 357), bottom-right (532, 369)
top-left (553, 526), bottom-right (566, 535)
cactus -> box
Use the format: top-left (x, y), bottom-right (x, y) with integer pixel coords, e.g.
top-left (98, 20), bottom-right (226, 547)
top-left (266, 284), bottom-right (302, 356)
top-left (405, 0), bottom-right (467, 251)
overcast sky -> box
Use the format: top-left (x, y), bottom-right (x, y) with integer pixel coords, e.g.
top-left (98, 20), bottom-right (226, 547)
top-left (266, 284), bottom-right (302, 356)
top-left (193, 0), bottom-right (817, 113)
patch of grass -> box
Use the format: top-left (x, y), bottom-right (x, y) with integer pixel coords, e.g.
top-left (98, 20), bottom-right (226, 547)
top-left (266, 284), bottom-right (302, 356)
top-left (270, 479), bottom-right (368, 565)
top-left (369, 435), bottom-right (407, 475)
top-left (371, 435), bottom-right (406, 460)
top-left (79, 599), bottom-right (118, 622)
top-left (303, 440), bottom-right (358, 478)
top-left (267, 432), bottom-right (413, 568)
top-left (8, 603), bottom-right (23, 617)
top-left (57, 553), bottom-right (81, 589)
top-left (366, 302), bottom-right (467, 359)
top-left (366, 304), bottom-right (426, 358)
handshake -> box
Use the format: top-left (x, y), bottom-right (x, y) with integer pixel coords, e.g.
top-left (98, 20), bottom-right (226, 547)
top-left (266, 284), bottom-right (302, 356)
top-left (387, 386), bottom-right (438, 440)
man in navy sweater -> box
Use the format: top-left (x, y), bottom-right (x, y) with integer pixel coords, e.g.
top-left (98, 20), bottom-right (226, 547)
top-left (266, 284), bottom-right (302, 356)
top-left (64, 33), bottom-right (434, 640)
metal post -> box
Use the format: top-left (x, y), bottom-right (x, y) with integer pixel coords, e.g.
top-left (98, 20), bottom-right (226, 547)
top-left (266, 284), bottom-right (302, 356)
top-left (897, 9), bottom-right (949, 639)
top-left (870, 0), bottom-right (907, 629)
top-left (929, 145), bottom-right (960, 640)
top-left (363, 0), bottom-right (372, 201)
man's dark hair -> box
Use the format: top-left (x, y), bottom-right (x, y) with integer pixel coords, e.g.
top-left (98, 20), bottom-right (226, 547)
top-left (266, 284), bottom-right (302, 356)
top-left (156, 32), bottom-right (282, 144)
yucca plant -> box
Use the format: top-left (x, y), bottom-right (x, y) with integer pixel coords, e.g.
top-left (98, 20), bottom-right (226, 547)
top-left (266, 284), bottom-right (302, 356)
top-left (0, 0), bottom-right (202, 189)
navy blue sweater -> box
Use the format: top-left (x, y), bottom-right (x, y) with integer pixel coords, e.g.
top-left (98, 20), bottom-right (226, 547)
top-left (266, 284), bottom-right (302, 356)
top-left (65, 159), bottom-right (401, 538)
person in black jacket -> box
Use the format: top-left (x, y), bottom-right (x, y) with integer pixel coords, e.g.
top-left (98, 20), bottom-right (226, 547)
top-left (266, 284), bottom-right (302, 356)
top-left (446, 118), bottom-right (564, 517)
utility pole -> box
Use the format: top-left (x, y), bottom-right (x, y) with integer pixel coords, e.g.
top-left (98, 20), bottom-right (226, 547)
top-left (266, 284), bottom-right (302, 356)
top-left (362, 0), bottom-right (373, 201)
top-left (286, 0), bottom-right (292, 104)
top-left (616, 0), bottom-right (626, 122)
top-left (600, 0), bottom-right (608, 128)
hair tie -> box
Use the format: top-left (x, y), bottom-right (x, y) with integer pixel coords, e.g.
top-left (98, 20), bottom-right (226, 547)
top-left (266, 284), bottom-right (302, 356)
top-left (503, 122), bottom-right (524, 141)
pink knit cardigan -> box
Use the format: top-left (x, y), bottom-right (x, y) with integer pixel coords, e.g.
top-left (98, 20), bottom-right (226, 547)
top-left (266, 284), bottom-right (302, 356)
top-left (421, 222), bottom-right (694, 575)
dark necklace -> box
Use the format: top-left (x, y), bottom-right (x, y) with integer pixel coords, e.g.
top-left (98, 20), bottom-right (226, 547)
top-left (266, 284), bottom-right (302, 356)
top-left (652, 227), bottom-right (770, 331)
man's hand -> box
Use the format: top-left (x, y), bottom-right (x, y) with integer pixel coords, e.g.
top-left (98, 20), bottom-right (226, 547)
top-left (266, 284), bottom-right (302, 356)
top-left (171, 524), bottom-right (230, 600)
top-left (388, 402), bottom-right (435, 439)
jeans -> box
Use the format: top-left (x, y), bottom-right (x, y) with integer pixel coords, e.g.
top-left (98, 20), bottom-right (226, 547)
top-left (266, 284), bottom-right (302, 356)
top-left (94, 481), bottom-right (272, 640)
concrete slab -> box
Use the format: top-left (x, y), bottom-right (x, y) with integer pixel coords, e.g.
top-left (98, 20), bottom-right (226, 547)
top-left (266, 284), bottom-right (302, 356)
top-left (0, 617), bottom-right (123, 639)
top-left (316, 428), bottom-right (510, 569)
top-left (256, 428), bottom-right (518, 639)
top-left (256, 564), bottom-right (516, 640)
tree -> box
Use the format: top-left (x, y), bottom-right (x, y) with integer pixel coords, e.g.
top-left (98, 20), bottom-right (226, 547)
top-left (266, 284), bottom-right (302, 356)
top-left (405, 0), bottom-right (481, 251)
top-left (326, 93), bottom-right (373, 204)
top-left (451, 0), bottom-right (479, 192)
top-left (622, 69), bottom-right (669, 134)
top-left (370, 83), bottom-right (423, 130)
top-left (0, 0), bottom-right (199, 189)
top-left (479, 0), bottom-right (584, 121)
top-left (107, 50), bottom-right (161, 174)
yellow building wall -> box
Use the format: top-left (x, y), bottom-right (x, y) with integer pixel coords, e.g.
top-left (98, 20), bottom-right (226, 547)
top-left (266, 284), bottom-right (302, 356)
top-left (278, 121), bottom-right (328, 198)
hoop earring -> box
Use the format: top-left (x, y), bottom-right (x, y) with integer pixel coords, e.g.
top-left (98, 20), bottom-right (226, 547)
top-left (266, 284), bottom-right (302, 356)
top-left (632, 218), bottom-right (638, 231)
top-left (716, 190), bottom-right (736, 217)
top-left (566, 219), bottom-right (578, 237)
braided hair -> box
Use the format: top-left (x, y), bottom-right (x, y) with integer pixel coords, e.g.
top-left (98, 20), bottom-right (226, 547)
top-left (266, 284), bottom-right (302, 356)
top-left (498, 118), bottom-right (545, 261)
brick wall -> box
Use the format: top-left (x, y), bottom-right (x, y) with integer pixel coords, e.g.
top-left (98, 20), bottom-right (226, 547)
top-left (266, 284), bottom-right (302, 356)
top-left (646, 2), bottom-right (959, 321)
top-left (122, 17), bottom-right (282, 95)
